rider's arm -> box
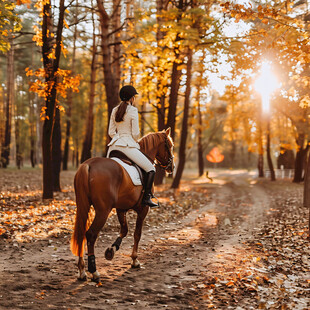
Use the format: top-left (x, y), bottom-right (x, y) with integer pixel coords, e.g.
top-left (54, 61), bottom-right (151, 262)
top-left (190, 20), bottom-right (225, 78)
top-left (108, 109), bottom-right (117, 138)
top-left (131, 107), bottom-right (140, 141)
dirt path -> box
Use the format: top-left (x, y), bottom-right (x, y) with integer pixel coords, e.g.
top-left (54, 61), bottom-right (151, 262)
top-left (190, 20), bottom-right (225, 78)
top-left (0, 169), bottom-right (308, 309)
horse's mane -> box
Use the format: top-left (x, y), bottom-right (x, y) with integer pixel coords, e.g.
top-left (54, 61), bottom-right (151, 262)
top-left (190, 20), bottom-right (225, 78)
top-left (138, 131), bottom-right (173, 153)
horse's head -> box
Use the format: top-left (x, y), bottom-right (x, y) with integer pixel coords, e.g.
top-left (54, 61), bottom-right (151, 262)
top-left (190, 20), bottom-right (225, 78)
top-left (155, 128), bottom-right (175, 174)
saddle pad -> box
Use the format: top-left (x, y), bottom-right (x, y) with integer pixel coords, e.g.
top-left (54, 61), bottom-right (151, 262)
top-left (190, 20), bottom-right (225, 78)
top-left (110, 157), bottom-right (142, 186)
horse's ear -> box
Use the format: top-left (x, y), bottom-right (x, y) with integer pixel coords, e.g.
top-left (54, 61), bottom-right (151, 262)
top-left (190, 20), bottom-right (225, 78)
top-left (165, 127), bottom-right (171, 136)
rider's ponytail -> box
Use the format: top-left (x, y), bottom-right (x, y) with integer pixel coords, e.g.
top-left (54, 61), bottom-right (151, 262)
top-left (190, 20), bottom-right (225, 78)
top-left (115, 101), bottom-right (128, 122)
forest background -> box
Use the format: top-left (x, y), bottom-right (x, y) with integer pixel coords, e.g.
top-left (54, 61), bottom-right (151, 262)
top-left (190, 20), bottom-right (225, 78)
top-left (0, 0), bottom-right (310, 201)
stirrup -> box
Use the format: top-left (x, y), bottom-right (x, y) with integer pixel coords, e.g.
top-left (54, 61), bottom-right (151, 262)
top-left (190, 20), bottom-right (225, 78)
top-left (142, 194), bottom-right (159, 208)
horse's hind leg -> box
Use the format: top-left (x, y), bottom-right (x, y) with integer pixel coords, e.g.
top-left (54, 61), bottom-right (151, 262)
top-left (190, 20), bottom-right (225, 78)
top-left (86, 207), bottom-right (111, 283)
top-left (131, 207), bottom-right (149, 268)
top-left (105, 209), bottom-right (128, 260)
top-left (77, 256), bottom-right (86, 281)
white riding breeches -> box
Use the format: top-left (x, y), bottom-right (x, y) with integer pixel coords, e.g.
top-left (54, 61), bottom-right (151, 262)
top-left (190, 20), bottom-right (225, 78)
top-left (107, 145), bottom-right (155, 172)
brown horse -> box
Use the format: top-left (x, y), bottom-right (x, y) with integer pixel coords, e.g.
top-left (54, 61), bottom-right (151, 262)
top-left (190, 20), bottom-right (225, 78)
top-left (71, 128), bottom-right (174, 282)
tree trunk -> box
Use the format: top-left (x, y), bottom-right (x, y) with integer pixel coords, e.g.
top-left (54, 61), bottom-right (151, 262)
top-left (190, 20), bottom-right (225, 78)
top-left (1, 41), bottom-right (14, 168)
top-left (155, 0), bottom-right (168, 134)
top-left (63, 115), bottom-right (71, 170)
top-left (42, 0), bottom-right (65, 199)
top-left (154, 92), bottom-right (166, 186)
top-left (303, 149), bottom-right (310, 231)
top-left (171, 49), bottom-right (192, 189)
top-left (36, 98), bottom-right (43, 165)
top-left (266, 121), bottom-right (276, 181)
top-left (81, 10), bottom-right (97, 163)
top-left (166, 59), bottom-right (182, 141)
top-left (75, 138), bottom-right (79, 167)
top-left (29, 91), bottom-right (36, 168)
top-left (97, 0), bottom-right (122, 155)
top-left (0, 88), bottom-right (5, 166)
top-left (29, 43), bottom-right (36, 168)
top-left (293, 133), bottom-right (306, 183)
top-left (63, 3), bottom-right (78, 171)
top-left (140, 99), bottom-right (146, 136)
top-left (165, 0), bottom-right (184, 141)
top-left (15, 116), bottom-right (21, 169)
top-left (154, 0), bottom-right (169, 186)
top-left (197, 96), bottom-right (204, 177)
top-left (97, 0), bottom-right (121, 155)
top-left (230, 140), bottom-right (236, 168)
top-left (52, 108), bottom-right (62, 191)
top-left (257, 120), bottom-right (264, 177)
top-left (258, 154), bottom-right (264, 177)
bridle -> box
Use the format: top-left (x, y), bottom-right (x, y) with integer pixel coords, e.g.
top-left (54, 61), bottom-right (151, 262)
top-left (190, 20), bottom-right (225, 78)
top-left (155, 138), bottom-right (174, 171)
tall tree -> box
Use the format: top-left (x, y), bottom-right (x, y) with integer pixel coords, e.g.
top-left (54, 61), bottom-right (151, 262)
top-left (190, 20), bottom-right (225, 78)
top-left (63, 2), bottom-right (78, 171)
top-left (27, 0), bottom-right (80, 196)
top-left (41, 0), bottom-right (65, 198)
top-left (97, 0), bottom-right (122, 153)
top-left (1, 38), bottom-right (14, 168)
top-left (81, 4), bottom-right (98, 163)
top-left (171, 48), bottom-right (193, 189)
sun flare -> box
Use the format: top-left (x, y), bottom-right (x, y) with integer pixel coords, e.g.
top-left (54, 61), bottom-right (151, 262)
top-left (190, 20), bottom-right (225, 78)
top-left (254, 61), bottom-right (279, 113)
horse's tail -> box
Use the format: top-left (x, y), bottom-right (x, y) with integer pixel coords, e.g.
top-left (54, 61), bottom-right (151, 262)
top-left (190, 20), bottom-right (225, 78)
top-left (71, 163), bottom-right (91, 257)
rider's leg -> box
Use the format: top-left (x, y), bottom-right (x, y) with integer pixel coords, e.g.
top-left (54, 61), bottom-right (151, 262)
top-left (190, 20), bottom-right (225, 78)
top-left (141, 170), bottom-right (158, 207)
top-left (110, 146), bottom-right (158, 207)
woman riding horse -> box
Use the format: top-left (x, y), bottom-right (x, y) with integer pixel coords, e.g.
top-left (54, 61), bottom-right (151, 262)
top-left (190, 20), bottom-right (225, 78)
top-left (71, 85), bottom-right (174, 283)
top-left (107, 85), bottom-right (158, 207)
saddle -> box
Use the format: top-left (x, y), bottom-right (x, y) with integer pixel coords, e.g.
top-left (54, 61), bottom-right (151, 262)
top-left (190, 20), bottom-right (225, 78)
top-left (108, 150), bottom-right (146, 186)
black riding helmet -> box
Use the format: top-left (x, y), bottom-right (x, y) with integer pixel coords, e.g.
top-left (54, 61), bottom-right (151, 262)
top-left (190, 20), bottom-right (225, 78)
top-left (119, 85), bottom-right (138, 101)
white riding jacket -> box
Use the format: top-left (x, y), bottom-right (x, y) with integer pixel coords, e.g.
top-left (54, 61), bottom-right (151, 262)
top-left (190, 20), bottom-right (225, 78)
top-left (107, 104), bottom-right (140, 149)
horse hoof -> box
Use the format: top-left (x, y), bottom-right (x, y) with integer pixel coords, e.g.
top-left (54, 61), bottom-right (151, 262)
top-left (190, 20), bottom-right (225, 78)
top-left (78, 270), bottom-right (87, 281)
top-left (91, 270), bottom-right (101, 283)
top-left (91, 277), bottom-right (101, 284)
top-left (105, 247), bottom-right (115, 260)
top-left (131, 261), bottom-right (141, 269)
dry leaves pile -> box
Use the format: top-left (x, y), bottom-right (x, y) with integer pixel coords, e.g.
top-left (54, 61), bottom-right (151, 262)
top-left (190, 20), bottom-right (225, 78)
top-left (194, 194), bottom-right (310, 309)
top-left (0, 189), bottom-right (76, 242)
top-left (246, 197), bottom-right (310, 309)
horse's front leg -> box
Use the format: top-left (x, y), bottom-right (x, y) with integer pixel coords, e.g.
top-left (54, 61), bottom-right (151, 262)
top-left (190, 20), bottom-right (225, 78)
top-left (105, 209), bottom-right (128, 260)
top-left (131, 206), bottom-right (149, 268)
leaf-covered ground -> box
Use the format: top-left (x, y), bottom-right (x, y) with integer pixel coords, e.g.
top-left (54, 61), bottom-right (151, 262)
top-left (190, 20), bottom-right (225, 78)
top-left (0, 168), bottom-right (309, 309)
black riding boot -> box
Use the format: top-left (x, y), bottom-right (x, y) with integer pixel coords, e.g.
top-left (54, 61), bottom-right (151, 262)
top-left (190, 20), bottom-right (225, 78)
top-left (142, 171), bottom-right (158, 207)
